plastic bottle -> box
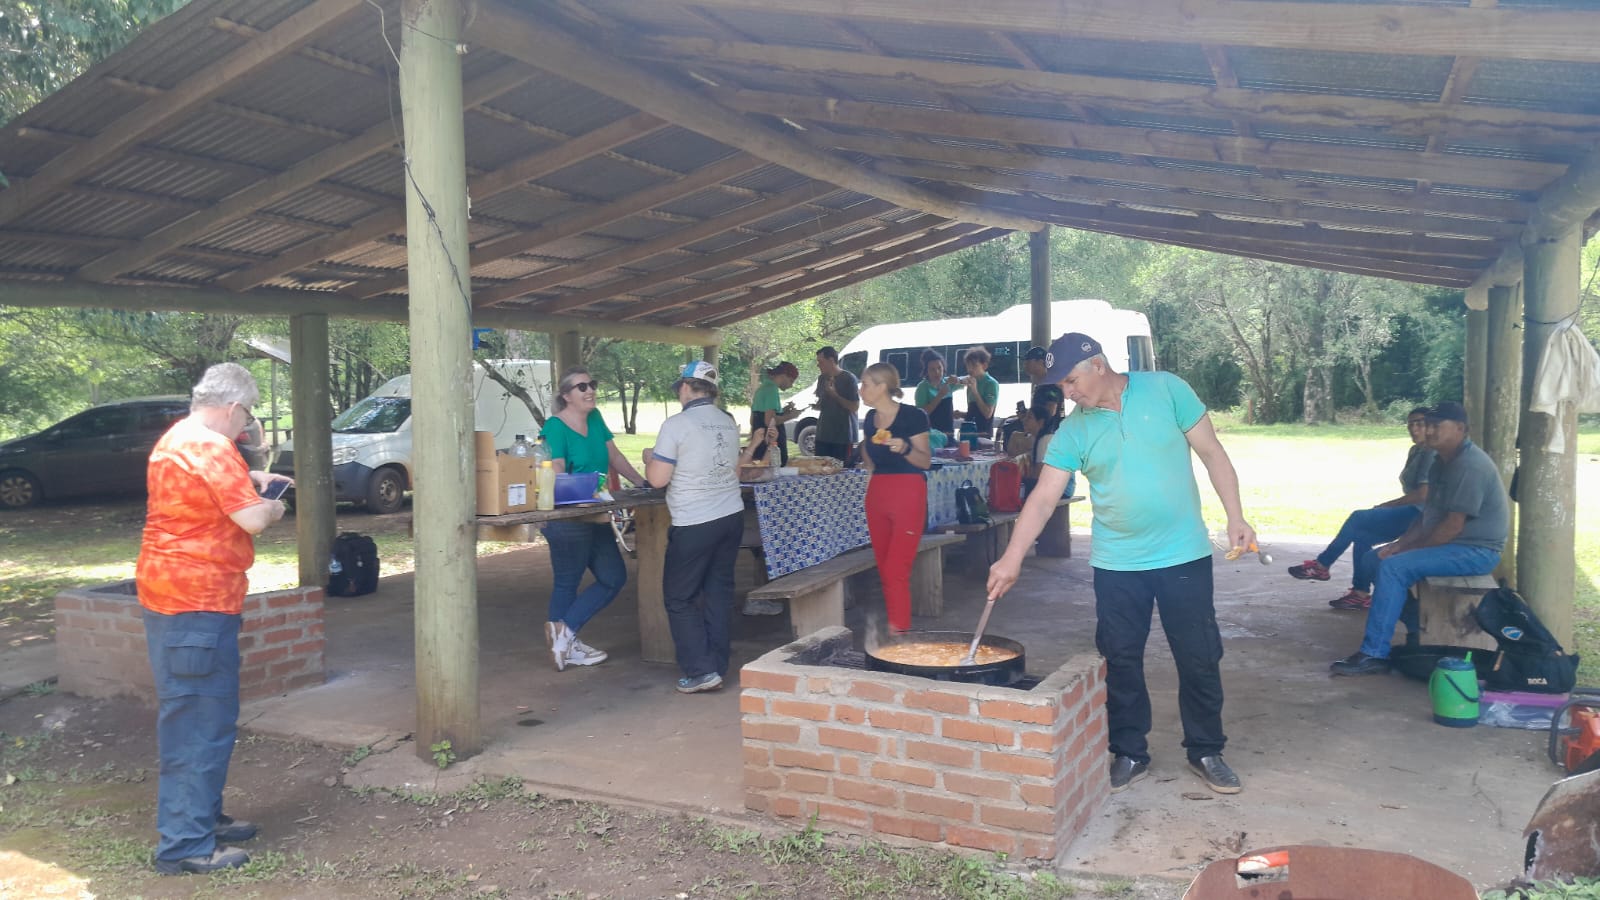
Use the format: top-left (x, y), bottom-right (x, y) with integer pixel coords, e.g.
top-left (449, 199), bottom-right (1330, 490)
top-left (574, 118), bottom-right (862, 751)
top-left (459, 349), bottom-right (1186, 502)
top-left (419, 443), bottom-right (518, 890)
top-left (530, 436), bottom-right (551, 468)
top-left (536, 460), bottom-right (556, 510)
top-left (529, 437), bottom-right (552, 507)
top-left (509, 434), bottom-right (533, 457)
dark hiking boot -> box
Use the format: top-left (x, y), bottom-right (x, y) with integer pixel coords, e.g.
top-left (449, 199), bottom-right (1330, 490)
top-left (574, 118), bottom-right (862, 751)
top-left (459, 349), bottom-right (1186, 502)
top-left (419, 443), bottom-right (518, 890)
top-left (1330, 651), bottom-right (1390, 676)
top-left (1109, 755), bottom-right (1149, 793)
top-left (1188, 755), bottom-right (1242, 794)
top-left (154, 846), bottom-right (250, 876)
top-left (214, 814), bottom-right (258, 842)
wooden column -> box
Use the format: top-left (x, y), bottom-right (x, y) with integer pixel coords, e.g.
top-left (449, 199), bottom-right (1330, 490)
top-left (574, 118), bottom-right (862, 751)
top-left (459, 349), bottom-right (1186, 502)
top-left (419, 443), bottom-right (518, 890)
top-left (1463, 300), bottom-right (1488, 433)
top-left (1517, 228), bottom-right (1581, 648)
top-left (554, 330), bottom-right (582, 378)
top-left (1029, 227), bottom-right (1051, 349)
top-left (1484, 283), bottom-right (1522, 586)
top-left (402, 0), bottom-right (479, 759)
top-left (289, 313), bottom-right (334, 588)
top-left (702, 344), bottom-right (719, 368)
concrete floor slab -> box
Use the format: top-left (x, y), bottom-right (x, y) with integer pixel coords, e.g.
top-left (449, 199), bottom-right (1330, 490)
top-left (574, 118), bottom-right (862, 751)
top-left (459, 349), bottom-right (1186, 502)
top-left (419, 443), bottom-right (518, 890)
top-left (233, 536), bottom-right (1556, 889)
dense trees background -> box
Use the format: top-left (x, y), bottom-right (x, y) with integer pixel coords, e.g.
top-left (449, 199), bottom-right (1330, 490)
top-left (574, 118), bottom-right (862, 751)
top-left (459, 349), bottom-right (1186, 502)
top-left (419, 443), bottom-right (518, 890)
top-left (2, 1), bottom-right (1596, 439)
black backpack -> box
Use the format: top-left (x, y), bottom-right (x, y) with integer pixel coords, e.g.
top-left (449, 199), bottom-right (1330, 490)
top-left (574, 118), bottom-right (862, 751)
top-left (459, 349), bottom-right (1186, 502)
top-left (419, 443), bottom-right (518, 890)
top-left (328, 532), bottom-right (379, 597)
top-left (955, 479), bottom-right (991, 525)
top-left (1473, 587), bottom-right (1579, 693)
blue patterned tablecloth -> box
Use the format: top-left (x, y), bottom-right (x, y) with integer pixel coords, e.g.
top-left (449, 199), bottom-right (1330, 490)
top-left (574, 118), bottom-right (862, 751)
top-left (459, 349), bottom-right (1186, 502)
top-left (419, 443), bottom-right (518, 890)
top-left (749, 457), bottom-right (1002, 579)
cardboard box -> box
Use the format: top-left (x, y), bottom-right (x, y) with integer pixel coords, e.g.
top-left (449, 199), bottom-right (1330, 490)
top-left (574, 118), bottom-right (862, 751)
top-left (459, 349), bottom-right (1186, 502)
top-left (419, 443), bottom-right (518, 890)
top-left (477, 455), bottom-right (539, 516)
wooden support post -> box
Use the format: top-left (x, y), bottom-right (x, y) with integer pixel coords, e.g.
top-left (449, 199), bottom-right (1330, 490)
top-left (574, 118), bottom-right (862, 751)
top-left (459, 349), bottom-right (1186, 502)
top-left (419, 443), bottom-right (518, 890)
top-left (910, 546), bottom-right (944, 617)
top-left (1463, 302), bottom-right (1488, 433)
top-left (554, 330), bottom-right (582, 380)
top-left (1517, 227), bottom-right (1581, 648)
top-left (402, 0), bottom-right (479, 760)
top-left (289, 313), bottom-right (334, 589)
top-left (1037, 505), bottom-right (1072, 558)
top-left (1484, 283), bottom-right (1522, 586)
top-left (702, 344), bottom-right (719, 368)
top-left (1029, 227), bottom-right (1051, 349)
top-left (634, 504), bottom-right (674, 664)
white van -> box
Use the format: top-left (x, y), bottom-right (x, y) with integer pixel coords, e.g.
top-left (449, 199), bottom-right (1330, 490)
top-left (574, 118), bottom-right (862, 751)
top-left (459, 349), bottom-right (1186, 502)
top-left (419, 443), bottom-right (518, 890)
top-left (273, 360), bottom-right (551, 513)
top-left (785, 300), bottom-right (1154, 454)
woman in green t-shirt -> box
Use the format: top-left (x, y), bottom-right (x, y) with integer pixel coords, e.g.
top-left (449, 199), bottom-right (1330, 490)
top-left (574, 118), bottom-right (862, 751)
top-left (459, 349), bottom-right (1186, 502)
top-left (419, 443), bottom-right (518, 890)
top-left (538, 367), bottom-right (647, 673)
top-left (749, 361), bottom-right (799, 466)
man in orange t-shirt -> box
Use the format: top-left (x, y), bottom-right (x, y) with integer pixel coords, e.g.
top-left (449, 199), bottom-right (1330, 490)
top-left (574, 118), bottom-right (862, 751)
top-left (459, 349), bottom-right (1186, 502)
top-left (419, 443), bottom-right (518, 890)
top-left (136, 363), bottom-right (291, 876)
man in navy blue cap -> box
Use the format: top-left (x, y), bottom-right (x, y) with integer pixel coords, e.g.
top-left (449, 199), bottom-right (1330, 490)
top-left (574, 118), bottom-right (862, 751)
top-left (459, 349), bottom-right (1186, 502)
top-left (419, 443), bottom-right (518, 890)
top-left (1328, 400), bottom-right (1508, 676)
top-left (987, 332), bottom-right (1257, 796)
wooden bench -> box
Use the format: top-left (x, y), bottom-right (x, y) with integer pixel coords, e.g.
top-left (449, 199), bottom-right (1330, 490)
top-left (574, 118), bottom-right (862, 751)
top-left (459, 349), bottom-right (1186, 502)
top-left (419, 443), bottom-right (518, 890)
top-left (934, 496), bottom-right (1083, 574)
top-left (1397, 573), bottom-right (1500, 652)
top-left (744, 533), bottom-right (965, 638)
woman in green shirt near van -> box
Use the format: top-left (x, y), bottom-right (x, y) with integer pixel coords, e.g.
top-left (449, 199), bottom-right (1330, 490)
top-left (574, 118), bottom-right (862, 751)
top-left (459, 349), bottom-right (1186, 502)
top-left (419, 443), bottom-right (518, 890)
top-left (539, 366), bottom-right (647, 673)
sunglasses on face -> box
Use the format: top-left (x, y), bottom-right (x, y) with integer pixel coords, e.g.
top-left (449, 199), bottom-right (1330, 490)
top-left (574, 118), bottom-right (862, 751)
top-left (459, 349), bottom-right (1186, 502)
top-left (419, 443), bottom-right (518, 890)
top-left (564, 380), bottom-right (599, 393)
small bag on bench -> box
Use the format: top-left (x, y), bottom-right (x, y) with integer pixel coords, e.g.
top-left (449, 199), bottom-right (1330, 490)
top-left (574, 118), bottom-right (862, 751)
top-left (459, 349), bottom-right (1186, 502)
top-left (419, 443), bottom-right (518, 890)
top-left (956, 479), bottom-right (991, 525)
top-left (1473, 587), bottom-right (1579, 694)
top-left (328, 532), bottom-right (379, 597)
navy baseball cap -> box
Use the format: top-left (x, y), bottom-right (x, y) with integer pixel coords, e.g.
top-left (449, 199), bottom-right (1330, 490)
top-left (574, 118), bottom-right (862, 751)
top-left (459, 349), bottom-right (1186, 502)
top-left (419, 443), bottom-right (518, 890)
top-left (1043, 333), bottom-right (1104, 383)
top-left (1426, 401), bottom-right (1468, 425)
top-left (1023, 346), bottom-right (1048, 362)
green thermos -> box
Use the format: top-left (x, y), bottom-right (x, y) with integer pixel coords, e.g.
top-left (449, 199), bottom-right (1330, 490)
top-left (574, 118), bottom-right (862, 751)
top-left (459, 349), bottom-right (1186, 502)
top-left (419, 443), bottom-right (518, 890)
top-left (1428, 653), bottom-right (1480, 728)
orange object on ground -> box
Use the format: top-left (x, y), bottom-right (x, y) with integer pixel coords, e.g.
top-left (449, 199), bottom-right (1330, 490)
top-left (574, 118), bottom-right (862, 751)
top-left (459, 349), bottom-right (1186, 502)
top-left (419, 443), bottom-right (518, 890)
top-left (1184, 845), bottom-right (1476, 900)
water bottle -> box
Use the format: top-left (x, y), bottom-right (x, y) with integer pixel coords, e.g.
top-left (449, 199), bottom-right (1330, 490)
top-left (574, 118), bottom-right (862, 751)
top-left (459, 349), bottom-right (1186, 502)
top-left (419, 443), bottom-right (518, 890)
top-left (530, 436), bottom-right (551, 467)
top-left (509, 434), bottom-right (533, 457)
top-left (536, 460), bottom-right (556, 511)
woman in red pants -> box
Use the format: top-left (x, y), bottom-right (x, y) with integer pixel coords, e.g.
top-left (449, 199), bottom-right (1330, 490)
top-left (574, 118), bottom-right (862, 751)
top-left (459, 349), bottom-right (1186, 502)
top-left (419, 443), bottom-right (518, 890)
top-left (859, 362), bottom-right (932, 633)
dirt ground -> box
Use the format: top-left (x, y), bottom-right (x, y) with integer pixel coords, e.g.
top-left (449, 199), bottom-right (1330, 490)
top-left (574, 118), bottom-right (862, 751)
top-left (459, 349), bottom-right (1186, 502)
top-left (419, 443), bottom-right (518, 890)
top-left (0, 690), bottom-right (1179, 900)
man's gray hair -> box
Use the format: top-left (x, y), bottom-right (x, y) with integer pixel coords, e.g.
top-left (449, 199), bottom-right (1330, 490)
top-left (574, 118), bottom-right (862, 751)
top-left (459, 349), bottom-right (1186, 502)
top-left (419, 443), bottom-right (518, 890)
top-left (1072, 353), bottom-right (1112, 376)
top-left (191, 362), bottom-right (260, 411)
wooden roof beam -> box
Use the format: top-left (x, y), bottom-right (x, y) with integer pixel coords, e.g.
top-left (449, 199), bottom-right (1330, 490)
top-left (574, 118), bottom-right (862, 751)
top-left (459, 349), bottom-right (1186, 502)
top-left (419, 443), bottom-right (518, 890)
top-left (218, 111), bottom-right (668, 291)
top-left (672, 0), bottom-right (1600, 64)
top-left (873, 161), bottom-right (1520, 239)
top-left (615, 214), bottom-right (945, 320)
top-left (632, 37), bottom-right (1600, 145)
top-left (350, 153), bottom-right (767, 300)
top-left (478, 180), bottom-right (839, 308)
top-left (464, 1), bottom-right (1046, 233)
top-left (823, 131), bottom-right (1530, 223)
top-left (77, 63), bottom-right (533, 283)
top-left (678, 227), bottom-right (1009, 327)
top-left (524, 199), bottom-right (897, 314)
top-left (0, 280), bottom-right (721, 346)
top-left (0, 0), bottom-right (366, 227)
top-left (661, 223), bottom-right (989, 325)
top-left (715, 90), bottom-right (1564, 191)
top-left (1472, 143), bottom-right (1600, 289)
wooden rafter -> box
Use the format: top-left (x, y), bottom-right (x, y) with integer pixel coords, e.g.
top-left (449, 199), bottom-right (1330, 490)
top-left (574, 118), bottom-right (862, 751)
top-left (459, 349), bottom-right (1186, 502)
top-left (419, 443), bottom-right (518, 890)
top-left (477, 180), bottom-right (838, 308)
top-left (660, 223), bottom-right (988, 325)
top-left (0, 0), bottom-right (365, 227)
top-left (676, 227), bottom-right (1009, 326)
top-left (713, 90), bottom-right (1565, 191)
top-left (818, 131), bottom-right (1531, 223)
top-left (671, 0), bottom-right (1600, 64)
top-left (526, 199), bottom-right (897, 314)
top-left (632, 36), bottom-right (1600, 145)
top-left (349, 153), bottom-right (766, 300)
top-left (76, 64), bottom-right (533, 283)
top-left (871, 161), bottom-right (1521, 239)
top-left (218, 112), bottom-right (668, 291)
top-left (464, 1), bottom-right (1047, 233)
top-left (616, 214), bottom-right (944, 320)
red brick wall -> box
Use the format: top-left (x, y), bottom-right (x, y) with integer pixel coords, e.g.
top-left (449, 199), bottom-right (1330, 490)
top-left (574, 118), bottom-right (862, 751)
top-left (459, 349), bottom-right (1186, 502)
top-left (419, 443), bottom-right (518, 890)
top-left (55, 581), bottom-right (325, 702)
top-left (741, 627), bottom-right (1109, 862)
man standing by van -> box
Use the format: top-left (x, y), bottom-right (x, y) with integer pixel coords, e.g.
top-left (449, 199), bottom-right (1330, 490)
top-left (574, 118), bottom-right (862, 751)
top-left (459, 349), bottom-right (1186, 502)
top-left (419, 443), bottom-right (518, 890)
top-left (813, 346), bottom-right (859, 463)
top-left (987, 333), bottom-right (1256, 796)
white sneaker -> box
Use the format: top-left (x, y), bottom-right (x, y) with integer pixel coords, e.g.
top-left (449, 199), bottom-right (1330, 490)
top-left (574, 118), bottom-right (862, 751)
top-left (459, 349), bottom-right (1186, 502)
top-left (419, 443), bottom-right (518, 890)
top-left (544, 621), bottom-right (561, 648)
top-left (742, 599), bottom-right (784, 616)
top-left (550, 623), bottom-right (572, 672)
top-left (565, 637), bottom-right (608, 666)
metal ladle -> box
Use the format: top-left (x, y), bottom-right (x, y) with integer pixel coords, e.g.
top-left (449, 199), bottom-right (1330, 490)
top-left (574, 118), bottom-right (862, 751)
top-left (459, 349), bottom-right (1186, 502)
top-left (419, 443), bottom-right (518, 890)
top-left (959, 600), bottom-right (997, 666)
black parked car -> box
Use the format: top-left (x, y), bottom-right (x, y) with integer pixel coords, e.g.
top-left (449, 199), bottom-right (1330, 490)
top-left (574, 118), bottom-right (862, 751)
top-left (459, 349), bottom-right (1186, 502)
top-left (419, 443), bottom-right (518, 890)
top-left (0, 397), bottom-right (191, 509)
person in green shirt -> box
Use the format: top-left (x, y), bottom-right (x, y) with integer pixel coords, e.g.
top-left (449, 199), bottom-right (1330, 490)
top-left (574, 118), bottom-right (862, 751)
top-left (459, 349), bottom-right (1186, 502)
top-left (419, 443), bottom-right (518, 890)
top-left (913, 349), bottom-right (958, 441)
top-left (538, 366), bottom-right (647, 673)
top-left (750, 361), bottom-right (799, 466)
top-left (962, 346), bottom-right (1001, 438)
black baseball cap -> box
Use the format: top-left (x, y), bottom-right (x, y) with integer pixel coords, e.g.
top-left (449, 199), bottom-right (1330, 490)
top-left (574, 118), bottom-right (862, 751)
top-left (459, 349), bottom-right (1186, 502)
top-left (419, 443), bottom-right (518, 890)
top-left (1426, 401), bottom-right (1468, 425)
top-left (1023, 346), bottom-right (1048, 362)
top-left (1042, 333), bottom-right (1104, 383)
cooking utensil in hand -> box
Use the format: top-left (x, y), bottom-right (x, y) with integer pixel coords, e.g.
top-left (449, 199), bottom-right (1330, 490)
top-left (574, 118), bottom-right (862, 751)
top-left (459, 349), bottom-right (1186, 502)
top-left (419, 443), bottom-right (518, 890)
top-left (960, 600), bottom-right (997, 666)
top-left (1224, 541), bottom-right (1273, 564)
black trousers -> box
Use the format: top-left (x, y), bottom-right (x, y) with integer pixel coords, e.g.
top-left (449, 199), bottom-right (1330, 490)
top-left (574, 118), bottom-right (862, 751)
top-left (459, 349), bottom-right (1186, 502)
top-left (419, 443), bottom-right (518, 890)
top-left (1093, 556), bottom-right (1226, 764)
top-left (663, 511), bottom-right (744, 679)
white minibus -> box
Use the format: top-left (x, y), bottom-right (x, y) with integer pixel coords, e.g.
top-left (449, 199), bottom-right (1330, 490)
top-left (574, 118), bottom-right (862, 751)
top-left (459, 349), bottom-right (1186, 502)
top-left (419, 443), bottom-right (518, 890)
top-left (785, 300), bottom-right (1154, 455)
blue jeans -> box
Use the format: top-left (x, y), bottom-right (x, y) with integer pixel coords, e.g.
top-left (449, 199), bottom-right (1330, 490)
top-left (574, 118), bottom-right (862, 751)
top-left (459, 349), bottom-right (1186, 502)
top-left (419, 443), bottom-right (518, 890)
top-left (1359, 543), bottom-right (1501, 658)
top-left (1316, 505), bottom-right (1421, 590)
top-left (541, 519), bottom-right (628, 634)
top-left (143, 610), bottom-right (241, 863)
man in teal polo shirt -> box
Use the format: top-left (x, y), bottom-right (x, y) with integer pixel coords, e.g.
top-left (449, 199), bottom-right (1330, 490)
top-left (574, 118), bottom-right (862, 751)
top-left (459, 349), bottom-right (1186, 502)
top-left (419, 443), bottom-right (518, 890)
top-left (987, 333), bottom-right (1257, 796)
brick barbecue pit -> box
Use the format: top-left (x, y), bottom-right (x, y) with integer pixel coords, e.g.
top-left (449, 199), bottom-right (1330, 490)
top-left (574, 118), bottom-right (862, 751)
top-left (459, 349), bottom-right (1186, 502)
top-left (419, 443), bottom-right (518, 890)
top-left (741, 627), bottom-right (1110, 861)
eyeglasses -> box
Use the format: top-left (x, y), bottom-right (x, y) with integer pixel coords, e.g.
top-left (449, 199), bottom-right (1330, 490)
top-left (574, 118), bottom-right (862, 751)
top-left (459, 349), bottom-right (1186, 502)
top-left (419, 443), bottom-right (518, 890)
top-left (564, 380), bottom-right (599, 393)
top-left (237, 403), bottom-right (255, 424)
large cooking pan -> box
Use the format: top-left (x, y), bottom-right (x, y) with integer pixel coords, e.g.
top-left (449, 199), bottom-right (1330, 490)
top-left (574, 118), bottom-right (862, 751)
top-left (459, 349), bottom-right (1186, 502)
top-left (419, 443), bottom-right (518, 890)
top-left (865, 630), bottom-right (1026, 686)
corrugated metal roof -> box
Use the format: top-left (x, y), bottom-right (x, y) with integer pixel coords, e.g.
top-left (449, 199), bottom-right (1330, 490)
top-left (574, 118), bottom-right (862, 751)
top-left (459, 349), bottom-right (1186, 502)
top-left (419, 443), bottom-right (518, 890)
top-left (1229, 47), bottom-right (1454, 101)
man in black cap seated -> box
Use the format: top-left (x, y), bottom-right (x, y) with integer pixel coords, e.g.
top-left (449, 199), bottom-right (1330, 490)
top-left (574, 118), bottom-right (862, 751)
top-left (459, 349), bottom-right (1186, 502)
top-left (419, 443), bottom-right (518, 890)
top-left (1023, 346), bottom-right (1064, 418)
top-left (1330, 401), bottom-right (1509, 676)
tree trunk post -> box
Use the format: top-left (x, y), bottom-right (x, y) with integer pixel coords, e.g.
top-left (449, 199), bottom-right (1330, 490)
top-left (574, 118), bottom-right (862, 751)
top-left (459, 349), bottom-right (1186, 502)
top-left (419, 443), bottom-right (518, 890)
top-left (554, 330), bottom-right (582, 378)
top-left (1484, 283), bottom-right (1522, 587)
top-left (402, 0), bottom-right (480, 760)
top-left (1463, 285), bottom-right (1488, 433)
top-left (289, 312), bottom-right (334, 589)
top-left (1517, 228), bottom-right (1580, 648)
top-left (1029, 227), bottom-right (1051, 349)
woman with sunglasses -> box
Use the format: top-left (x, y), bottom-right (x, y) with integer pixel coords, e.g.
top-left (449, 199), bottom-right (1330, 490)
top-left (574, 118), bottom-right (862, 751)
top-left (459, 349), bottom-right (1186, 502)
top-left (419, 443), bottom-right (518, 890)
top-left (538, 367), bottom-right (648, 671)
